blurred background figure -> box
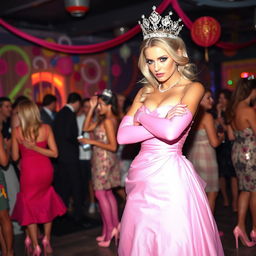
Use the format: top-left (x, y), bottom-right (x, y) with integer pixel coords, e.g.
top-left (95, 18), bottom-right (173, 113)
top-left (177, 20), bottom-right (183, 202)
top-left (11, 96), bottom-right (29, 129)
top-left (79, 89), bottom-right (120, 247)
top-left (11, 99), bottom-right (66, 256)
top-left (0, 97), bottom-right (21, 236)
top-left (227, 77), bottom-right (256, 248)
top-left (52, 93), bottom-right (84, 224)
top-left (186, 90), bottom-right (224, 217)
top-left (116, 94), bottom-right (126, 120)
top-left (76, 98), bottom-right (96, 214)
top-left (0, 119), bottom-right (14, 256)
top-left (214, 89), bottom-right (238, 212)
top-left (40, 94), bottom-right (57, 126)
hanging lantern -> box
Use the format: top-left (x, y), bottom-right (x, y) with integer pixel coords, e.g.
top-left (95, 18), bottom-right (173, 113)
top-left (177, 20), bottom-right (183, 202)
top-left (191, 16), bottom-right (221, 62)
top-left (65, 0), bottom-right (90, 17)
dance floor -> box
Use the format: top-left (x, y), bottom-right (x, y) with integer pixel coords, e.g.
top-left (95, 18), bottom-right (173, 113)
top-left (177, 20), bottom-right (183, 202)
top-left (13, 194), bottom-right (256, 256)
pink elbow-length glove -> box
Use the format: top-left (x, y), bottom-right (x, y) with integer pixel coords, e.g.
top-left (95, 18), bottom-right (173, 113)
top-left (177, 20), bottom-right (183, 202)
top-left (117, 115), bottom-right (154, 144)
top-left (134, 106), bottom-right (193, 141)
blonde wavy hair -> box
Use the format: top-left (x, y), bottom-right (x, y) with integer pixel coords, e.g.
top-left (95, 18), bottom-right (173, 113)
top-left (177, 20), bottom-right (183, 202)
top-left (138, 37), bottom-right (197, 102)
top-left (17, 99), bottom-right (42, 141)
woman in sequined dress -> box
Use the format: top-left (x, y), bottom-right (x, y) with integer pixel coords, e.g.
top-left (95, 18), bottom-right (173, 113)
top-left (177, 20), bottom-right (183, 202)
top-left (227, 77), bottom-right (256, 248)
top-left (78, 90), bottom-right (120, 247)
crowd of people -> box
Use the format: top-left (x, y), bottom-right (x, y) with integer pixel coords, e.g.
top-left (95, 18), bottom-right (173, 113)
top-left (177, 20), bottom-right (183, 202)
top-left (0, 77), bottom-right (255, 255)
top-left (0, 6), bottom-right (255, 256)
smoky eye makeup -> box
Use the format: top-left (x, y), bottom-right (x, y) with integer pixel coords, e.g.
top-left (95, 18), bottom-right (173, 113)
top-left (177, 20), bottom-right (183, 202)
top-left (159, 56), bottom-right (168, 62)
top-left (146, 59), bottom-right (153, 65)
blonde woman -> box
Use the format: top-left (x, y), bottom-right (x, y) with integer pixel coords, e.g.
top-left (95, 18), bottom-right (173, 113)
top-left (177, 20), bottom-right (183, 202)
top-left (116, 6), bottom-right (224, 256)
top-left (11, 100), bottom-right (66, 256)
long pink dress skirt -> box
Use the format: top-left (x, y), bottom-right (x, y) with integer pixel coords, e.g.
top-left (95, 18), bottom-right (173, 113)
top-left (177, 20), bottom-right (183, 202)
top-left (118, 106), bottom-right (224, 256)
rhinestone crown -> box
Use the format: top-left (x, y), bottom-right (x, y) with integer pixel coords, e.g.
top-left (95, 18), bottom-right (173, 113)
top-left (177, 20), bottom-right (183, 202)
top-left (138, 6), bottom-right (183, 40)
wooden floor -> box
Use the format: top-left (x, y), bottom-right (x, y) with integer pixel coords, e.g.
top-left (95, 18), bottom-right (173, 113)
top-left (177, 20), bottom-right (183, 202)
top-left (13, 193), bottom-right (256, 256)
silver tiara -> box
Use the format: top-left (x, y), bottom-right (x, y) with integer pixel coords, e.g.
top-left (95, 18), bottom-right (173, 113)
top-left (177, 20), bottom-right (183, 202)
top-left (102, 89), bottom-right (112, 98)
top-left (138, 6), bottom-right (183, 40)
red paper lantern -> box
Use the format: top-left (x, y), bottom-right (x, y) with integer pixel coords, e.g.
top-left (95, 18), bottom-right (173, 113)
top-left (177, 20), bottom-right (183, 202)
top-left (191, 16), bottom-right (221, 61)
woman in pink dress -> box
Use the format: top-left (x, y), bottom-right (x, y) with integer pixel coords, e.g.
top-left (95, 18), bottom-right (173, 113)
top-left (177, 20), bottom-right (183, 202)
top-left (117, 6), bottom-right (224, 256)
top-left (11, 100), bottom-right (66, 256)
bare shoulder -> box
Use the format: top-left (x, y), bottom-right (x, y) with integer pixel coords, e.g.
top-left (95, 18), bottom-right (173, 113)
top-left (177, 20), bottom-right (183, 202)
top-left (244, 106), bottom-right (256, 119)
top-left (104, 118), bottom-right (117, 127)
top-left (126, 88), bottom-right (144, 116)
top-left (184, 82), bottom-right (205, 96)
top-left (42, 123), bottom-right (50, 129)
top-left (204, 112), bottom-right (214, 122)
top-left (182, 82), bottom-right (205, 115)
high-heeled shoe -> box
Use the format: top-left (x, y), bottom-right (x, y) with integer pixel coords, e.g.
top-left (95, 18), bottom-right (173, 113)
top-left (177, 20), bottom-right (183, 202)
top-left (25, 236), bottom-right (32, 255)
top-left (250, 230), bottom-right (256, 242)
top-left (32, 245), bottom-right (41, 256)
top-left (96, 235), bottom-right (105, 242)
top-left (98, 228), bottom-right (118, 247)
top-left (42, 236), bottom-right (53, 256)
top-left (233, 226), bottom-right (256, 249)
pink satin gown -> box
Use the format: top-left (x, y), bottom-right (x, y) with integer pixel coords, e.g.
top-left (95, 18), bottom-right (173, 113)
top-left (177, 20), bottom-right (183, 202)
top-left (118, 105), bottom-right (224, 256)
top-left (12, 140), bottom-right (66, 226)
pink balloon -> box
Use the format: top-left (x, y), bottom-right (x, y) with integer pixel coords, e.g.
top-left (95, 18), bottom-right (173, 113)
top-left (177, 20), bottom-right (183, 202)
top-left (15, 60), bottom-right (29, 76)
top-left (112, 64), bottom-right (121, 77)
top-left (0, 59), bottom-right (8, 75)
top-left (57, 56), bottom-right (73, 75)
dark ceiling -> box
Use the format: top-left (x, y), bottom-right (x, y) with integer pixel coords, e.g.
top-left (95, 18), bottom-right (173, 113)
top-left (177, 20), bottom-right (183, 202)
top-left (0, 0), bottom-right (255, 42)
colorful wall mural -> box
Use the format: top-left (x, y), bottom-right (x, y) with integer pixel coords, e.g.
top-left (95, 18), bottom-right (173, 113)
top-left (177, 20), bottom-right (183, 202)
top-left (0, 31), bottom-right (140, 107)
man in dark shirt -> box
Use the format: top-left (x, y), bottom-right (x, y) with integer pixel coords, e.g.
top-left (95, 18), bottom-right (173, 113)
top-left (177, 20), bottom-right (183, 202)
top-left (40, 94), bottom-right (57, 126)
top-left (52, 93), bottom-right (85, 223)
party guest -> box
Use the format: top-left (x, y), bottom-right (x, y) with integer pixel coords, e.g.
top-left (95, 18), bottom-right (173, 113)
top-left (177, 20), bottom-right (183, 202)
top-left (11, 100), bottom-right (66, 255)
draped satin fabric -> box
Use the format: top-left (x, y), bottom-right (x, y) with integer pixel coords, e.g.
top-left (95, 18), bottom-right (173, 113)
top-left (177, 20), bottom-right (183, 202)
top-left (118, 105), bottom-right (224, 256)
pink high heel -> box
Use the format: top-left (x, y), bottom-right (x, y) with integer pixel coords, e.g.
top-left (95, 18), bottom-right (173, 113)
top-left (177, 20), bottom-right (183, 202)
top-left (250, 230), bottom-right (256, 242)
top-left (42, 236), bottom-right (53, 256)
top-left (96, 223), bottom-right (120, 242)
top-left (96, 235), bottom-right (105, 242)
top-left (32, 245), bottom-right (41, 256)
top-left (233, 226), bottom-right (256, 249)
top-left (25, 236), bottom-right (32, 255)
top-left (98, 228), bottom-right (118, 247)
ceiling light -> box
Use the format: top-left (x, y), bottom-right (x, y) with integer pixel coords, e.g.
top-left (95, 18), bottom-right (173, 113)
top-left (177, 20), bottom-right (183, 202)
top-left (65, 0), bottom-right (90, 17)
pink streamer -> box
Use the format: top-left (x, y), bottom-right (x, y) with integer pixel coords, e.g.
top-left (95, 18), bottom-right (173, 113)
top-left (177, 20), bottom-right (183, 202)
top-left (0, 0), bottom-right (170, 54)
top-left (0, 0), bottom-right (255, 54)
